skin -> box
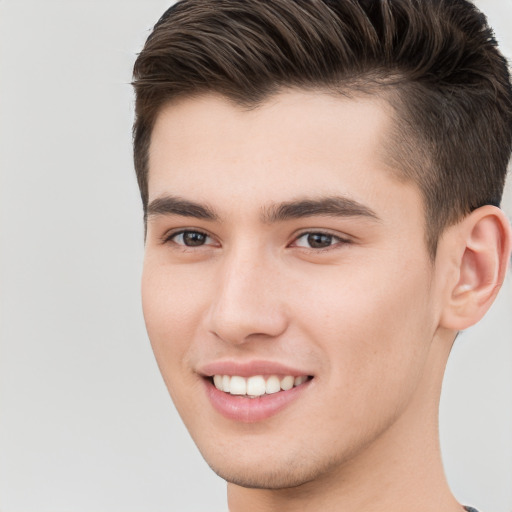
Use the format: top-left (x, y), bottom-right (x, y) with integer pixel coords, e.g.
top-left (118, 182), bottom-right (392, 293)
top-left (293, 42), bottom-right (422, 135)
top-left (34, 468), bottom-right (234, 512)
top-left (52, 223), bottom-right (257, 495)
top-left (141, 90), bottom-right (510, 512)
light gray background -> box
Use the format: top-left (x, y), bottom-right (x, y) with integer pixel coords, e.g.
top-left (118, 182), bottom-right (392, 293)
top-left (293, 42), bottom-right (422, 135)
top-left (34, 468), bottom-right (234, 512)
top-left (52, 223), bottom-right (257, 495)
top-left (0, 1), bottom-right (510, 511)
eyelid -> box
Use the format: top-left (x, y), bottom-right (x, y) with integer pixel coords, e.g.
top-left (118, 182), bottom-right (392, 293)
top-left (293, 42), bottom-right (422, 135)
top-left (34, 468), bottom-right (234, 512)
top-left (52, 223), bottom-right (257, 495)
top-left (289, 229), bottom-right (352, 249)
top-left (159, 227), bottom-right (351, 250)
top-left (161, 228), bottom-right (218, 247)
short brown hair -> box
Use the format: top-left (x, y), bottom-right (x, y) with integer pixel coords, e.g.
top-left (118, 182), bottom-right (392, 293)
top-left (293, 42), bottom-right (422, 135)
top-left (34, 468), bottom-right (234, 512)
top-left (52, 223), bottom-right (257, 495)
top-left (132, 0), bottom-right (512, 256)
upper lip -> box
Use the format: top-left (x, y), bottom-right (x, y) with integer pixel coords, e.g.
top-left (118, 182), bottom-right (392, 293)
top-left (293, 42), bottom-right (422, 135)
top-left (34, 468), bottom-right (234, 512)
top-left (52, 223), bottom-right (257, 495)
top-left (198, 360), bottom-right (312, 378)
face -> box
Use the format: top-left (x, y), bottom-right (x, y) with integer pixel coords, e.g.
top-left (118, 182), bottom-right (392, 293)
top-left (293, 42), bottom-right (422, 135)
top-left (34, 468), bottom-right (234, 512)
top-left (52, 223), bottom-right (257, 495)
top-left (142, 90), bottom-right (444, 489)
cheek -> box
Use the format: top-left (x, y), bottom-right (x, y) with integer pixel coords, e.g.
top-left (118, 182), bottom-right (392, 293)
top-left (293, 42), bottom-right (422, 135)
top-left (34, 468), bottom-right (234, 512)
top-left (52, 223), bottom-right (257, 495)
top-left (141, 260), bottom-right (206, 372)
top-left (292, 259), bottom-right (436, 398)
top-left (141, 260), bottom-right (213, 422)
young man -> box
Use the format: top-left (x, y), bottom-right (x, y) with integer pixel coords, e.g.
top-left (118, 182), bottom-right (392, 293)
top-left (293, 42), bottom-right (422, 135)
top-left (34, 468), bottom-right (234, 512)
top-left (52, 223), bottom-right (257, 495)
top-left (132, 1), bottom-right (512, 510)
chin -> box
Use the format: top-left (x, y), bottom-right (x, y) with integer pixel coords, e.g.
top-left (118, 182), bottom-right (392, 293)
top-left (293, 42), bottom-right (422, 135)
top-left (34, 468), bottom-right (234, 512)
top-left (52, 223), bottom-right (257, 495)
top-left (197, 439), bottom-right (349, 490)
top-left (208, 460), bottom-right (323, 490)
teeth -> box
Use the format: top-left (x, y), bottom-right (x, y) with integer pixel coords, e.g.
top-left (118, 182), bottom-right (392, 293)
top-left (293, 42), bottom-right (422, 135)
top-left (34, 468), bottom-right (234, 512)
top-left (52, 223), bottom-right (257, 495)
top-left (212, 374), bottom-right (310, 397)
top-left (265, 375), bottom-right (281, 395)
top-left (280, 375), bottom-right (294, 391)
top-left (230, 376), bottom-right (246, 395)
top-left (213, 375), bottom-right (224, 391)
top-left (294, 376), bottom-right (307, 386)
top-left (247, 376), bottom-right (266, 396)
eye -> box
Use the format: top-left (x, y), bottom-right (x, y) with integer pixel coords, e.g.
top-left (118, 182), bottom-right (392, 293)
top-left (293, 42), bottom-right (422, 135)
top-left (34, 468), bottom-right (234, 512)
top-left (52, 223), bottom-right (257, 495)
top-left (168, 230), bottom-right (215, 247)
top-left (292, 232), bottom-right (347, 249)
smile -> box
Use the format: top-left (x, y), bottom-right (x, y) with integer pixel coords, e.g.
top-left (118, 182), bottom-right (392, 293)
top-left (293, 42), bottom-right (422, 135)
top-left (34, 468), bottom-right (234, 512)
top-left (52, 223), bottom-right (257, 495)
top-left (212, 374), bottom-right (310, 397)
top-left (204, 373), bottom-right (313, 423)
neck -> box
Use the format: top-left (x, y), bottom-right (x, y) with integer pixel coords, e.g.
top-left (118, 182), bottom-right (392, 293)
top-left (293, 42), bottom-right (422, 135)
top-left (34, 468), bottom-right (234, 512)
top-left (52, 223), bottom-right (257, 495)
top-left (227, 330), bottom-right (463, 512)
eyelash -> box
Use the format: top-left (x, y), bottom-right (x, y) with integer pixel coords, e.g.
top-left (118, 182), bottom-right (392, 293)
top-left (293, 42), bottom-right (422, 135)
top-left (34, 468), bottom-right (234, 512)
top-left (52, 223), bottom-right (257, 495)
top-left (162, 229), bottom-right (217, 249)
top-left (291, 231), bottom-right (351, 251)
top-left (162, 229), bottom-right (351, 251)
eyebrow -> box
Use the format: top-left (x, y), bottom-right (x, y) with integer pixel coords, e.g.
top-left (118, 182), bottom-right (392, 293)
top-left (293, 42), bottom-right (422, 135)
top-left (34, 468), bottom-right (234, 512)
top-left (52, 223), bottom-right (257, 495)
top-left (146, 195), bottom-right (380, 223)
top-left (261, 196), bottom-right (380, 223)
top-left (146, 196), bottom-right (219, 222)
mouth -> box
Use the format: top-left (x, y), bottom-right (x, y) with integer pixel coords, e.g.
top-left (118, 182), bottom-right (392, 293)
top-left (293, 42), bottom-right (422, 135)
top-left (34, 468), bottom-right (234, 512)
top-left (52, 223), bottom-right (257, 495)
top-left (198, 361), bottom-right (314, 422)
top-left (210, 374), bottom-right (312, 398)
top-left (199, 363), bottom-right (314, 422)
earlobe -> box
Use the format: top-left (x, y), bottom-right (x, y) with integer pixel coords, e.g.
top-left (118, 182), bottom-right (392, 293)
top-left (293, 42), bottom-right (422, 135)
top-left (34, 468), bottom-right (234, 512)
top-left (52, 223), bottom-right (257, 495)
top-left (440, 205), bottom-right (511, 331)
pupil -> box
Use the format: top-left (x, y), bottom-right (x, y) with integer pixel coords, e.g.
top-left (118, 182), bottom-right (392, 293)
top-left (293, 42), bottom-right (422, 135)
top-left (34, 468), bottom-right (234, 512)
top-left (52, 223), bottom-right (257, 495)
top-left (307, 233), bottom-right (332, 248)
top-left (183, 231), bottom-right (206, 246)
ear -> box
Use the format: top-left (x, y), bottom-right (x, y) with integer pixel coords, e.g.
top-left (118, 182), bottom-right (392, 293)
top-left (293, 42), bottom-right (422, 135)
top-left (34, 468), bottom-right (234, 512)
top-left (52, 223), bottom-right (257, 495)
top-left (440, 205), bottom-right (511, 331)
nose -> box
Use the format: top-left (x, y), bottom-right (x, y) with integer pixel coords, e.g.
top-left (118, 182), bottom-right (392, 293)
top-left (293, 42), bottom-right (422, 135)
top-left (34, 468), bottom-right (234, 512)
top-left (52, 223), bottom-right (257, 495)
top-left (205, 248), bottom-right (288, 345)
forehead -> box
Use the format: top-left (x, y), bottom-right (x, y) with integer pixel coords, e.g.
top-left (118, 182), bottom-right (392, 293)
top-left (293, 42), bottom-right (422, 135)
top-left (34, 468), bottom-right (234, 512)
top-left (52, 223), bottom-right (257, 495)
top-left (147, 90), bottom-right (421, 223)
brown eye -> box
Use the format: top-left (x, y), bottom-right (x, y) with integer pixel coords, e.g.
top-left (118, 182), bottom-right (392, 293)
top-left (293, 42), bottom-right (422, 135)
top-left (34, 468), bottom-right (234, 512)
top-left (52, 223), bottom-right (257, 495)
top-left (292, 231), bottom-right (349, 250)
top-left (306, 233), bottom-right (334, 248)
top-left (171, 230), bottom-right (211, 247)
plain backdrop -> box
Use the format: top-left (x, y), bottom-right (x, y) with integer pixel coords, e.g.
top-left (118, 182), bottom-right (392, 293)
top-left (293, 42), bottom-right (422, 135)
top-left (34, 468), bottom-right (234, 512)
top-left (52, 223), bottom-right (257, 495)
top-left (0, 1), bottom-right (511, 511)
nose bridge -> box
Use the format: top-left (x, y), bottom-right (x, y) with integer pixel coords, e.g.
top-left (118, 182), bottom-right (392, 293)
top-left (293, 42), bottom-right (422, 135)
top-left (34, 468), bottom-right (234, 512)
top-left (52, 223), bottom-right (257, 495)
top-left (207, 241), bottom-right (287, 344)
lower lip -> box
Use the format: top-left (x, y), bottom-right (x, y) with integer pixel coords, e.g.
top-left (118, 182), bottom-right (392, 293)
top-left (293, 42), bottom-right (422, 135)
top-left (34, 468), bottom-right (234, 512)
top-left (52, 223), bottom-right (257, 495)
top-left (204, 378), bottom-right (311, 423)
